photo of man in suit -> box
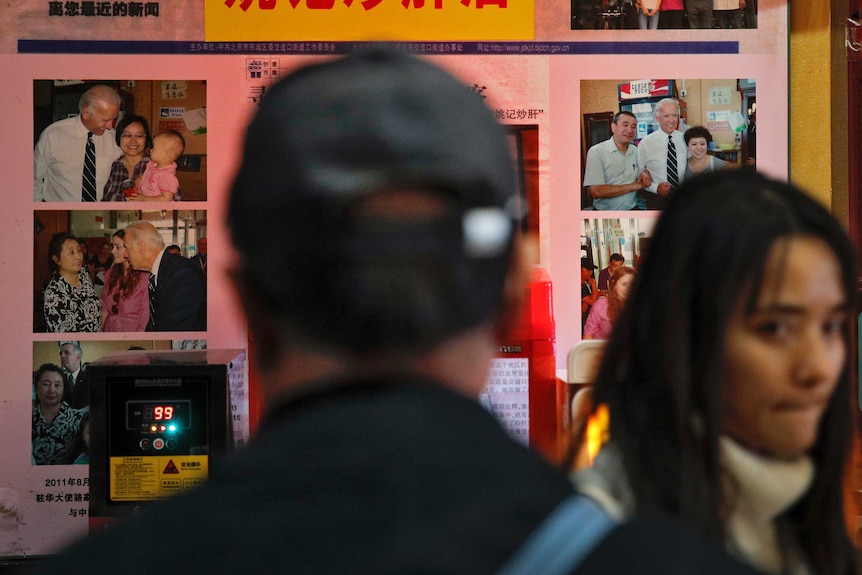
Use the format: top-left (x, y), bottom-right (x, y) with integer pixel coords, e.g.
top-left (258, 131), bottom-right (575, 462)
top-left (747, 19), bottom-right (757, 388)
top-left (123, 221), bottom-right (206, 331)
top-left (58, 341), bottom-right (89, 410)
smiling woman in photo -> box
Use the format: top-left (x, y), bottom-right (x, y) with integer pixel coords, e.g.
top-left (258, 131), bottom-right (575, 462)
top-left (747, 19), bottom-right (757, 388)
top-left (101, 114), bottom-right (152, 201)
top-left (684, 126), bottom-right (728, 178)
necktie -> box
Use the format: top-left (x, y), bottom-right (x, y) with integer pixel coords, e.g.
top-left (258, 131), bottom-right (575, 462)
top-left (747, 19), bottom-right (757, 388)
top-left (82, 132), bottom-right (97, 202)
top-left (148, 274), bottom-right (156, 327)
top-left (666, 135), bottom-right (679, 190)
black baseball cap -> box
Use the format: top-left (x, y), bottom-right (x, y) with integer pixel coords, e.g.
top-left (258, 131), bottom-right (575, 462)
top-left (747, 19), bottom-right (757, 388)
top-left (228, 48), bottom-right (520, 352)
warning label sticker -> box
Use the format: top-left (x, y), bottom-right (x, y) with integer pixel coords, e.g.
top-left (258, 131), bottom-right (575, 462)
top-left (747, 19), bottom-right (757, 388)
top-left (109, 456), bottom-right (208, 501)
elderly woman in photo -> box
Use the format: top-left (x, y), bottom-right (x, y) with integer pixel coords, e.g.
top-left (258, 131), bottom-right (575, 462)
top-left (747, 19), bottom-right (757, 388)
top-left (43, 232), bottom-right (101, 332)
top-left (32, 363), bottom-right (85, 465)
top-left (574, 170), bottom-right (858, 575)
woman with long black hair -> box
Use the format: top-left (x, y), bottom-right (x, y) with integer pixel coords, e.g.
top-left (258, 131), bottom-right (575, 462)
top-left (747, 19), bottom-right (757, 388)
top-left (574, 169), bottom-right (858, 575)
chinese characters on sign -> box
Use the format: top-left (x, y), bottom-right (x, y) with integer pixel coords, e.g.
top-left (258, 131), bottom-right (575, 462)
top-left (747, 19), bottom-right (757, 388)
top-left (206, 0), bottom-right (533, 42)
top-left (485, 358), bottom-right (530, 445)
top-left (709, 86), bottom-right (733, 105)
top-left (162, 82), bottom-right (189, 99)
top-left (224, 0), bottom-right (506, 11)
top-left (48, 2), bottom-right (160, 17)
top-left (618, 79), bottom-right (671, 100)
top-left (246, 59), bottom-right (280, 79)
top-left (494, 108), bottom-right (544, 121)
top-left (37, 476), bottom-right (90, 520)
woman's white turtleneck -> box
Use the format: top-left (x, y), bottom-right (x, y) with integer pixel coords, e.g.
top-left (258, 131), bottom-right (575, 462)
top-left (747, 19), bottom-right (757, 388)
top-left (720, 436), bottom-right (814, 574)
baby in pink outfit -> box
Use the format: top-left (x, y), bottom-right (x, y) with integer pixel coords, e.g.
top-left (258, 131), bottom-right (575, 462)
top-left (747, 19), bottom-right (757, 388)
top-left (131, 130), bottom-right (185, 201)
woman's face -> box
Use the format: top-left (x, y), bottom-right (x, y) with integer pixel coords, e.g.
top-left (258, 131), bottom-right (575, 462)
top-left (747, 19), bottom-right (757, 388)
top-left (722, 236), bottom-right (847, 459)
top-left (120, 121), bottom-right (147, 159)
top-left (111, 236), bottom-right (127, 265)
top-left (53, 239), bottom-right (83, 275)
top-left (687, 136), bottom-right (709, 160)
top-left (36, 370), bottom-right (64, 408)
top-left (613, 272), bottom-right (634, 301)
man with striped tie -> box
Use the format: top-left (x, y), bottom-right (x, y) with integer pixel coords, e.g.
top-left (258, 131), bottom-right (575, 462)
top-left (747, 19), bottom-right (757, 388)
top-left (34, 85), bottom-right (122, 202)
top-left (636, 97), bottom-right (687, 210)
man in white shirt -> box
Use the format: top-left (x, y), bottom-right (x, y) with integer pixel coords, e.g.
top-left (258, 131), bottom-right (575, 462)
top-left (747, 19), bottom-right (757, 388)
top-left (637, 98), bottom-right (687, 210)
top-left (583, 111), bottom-right (651, 210)
top-left (34, 85), bottom-right (122, 202)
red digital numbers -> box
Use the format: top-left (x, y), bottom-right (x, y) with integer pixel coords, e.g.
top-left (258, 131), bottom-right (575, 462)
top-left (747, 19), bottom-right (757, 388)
top-left (153, 406), bottom-right (174, 420)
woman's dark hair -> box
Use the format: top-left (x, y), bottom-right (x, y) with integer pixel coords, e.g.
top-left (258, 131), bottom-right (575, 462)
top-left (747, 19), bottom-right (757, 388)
top-left (48, 232), bottom-right (78, 274)
top-left (33, 363), bottom-right (65, 404)
top-left (106, 230), bottom-right (143, 297)
top-left (593, 169), bottom-right (857, 575)
top-left (683, 125), bottom-right (713, 145)
top-left (115, 113), bottom-right (153, 149)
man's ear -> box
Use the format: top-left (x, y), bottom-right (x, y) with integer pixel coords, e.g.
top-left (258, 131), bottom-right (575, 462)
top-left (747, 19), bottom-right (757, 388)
top-left (494, 234), bottom-right (538, 344)
top-left (227, 265), bottom-right (282, 371)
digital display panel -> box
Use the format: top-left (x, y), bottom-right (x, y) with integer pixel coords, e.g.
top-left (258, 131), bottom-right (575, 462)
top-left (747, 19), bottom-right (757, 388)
top-left (126, 400), bottom-right (191, 431)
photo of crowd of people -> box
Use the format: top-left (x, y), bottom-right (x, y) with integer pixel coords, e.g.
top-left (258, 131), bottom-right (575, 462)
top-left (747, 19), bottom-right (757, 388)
top-left (571, 0), bottom-right (756, 30)
top-left (34, 210), bottom-right (208, 333)
top-left (33, 80), bottom-right (207, 203)
top-left (580, 78), bottom-right (756, 211)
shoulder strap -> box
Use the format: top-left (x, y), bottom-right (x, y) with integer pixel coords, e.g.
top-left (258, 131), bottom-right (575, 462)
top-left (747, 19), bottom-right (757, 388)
top-left (497, 494), bottom-right (617, 575)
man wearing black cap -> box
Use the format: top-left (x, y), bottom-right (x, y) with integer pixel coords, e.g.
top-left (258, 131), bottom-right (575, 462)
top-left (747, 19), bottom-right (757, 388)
top-left (37, 49), bottom-right (568, 574)
top-left (38, 50), bottom-right (761, 575)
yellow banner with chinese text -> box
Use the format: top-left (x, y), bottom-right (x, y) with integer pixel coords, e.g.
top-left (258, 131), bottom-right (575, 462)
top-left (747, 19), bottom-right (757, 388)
top-left (205, 0), bottom-right (533, 41)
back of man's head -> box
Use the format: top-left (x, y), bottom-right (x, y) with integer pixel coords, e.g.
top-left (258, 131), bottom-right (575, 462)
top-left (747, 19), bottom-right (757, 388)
top-left (126, 221), bottom-right (164, 250)
top-left (229, 49), bottom-right (519, 355)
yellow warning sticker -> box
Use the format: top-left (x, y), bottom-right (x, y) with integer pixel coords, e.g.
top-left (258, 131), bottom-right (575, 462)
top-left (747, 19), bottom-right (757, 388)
top-left (110, 456), bottom-right (209, 501)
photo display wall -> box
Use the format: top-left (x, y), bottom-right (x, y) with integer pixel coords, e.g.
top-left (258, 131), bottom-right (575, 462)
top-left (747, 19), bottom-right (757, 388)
top-left (0, 0), bottom-right (787, 555)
